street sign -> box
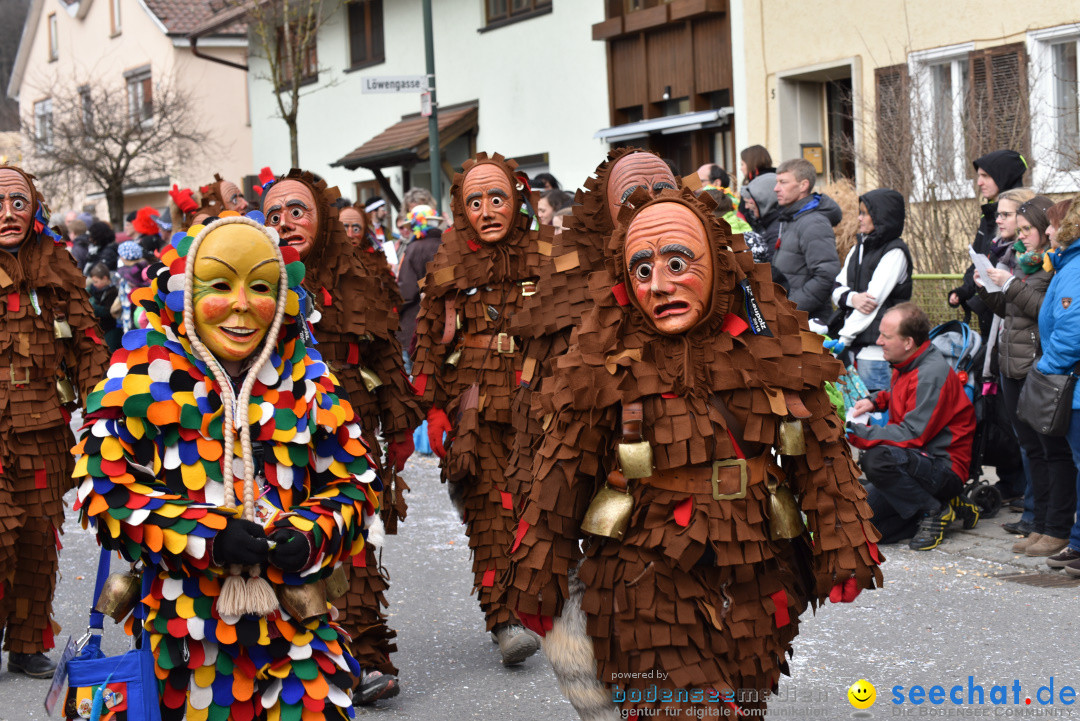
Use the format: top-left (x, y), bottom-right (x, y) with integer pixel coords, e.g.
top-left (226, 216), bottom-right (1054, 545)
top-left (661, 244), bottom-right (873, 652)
top-left (361, 75), bottom-right (427, 94)
top-left (420, 92), bottom-right (433, 117)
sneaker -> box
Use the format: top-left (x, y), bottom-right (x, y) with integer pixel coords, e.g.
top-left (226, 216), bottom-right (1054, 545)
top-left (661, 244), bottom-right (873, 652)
top-left (1003, 519), bottom-right (1034, 536)
top-left (1026, 535), bottom-right (1070, 557)
top-left (494, 624), bottom-right (541, 666)
top-left (1013, 533), bottom-right (1043, 554)
top-left (352, 669), bottom-right (400, 706)
top-left (1008, 499), bottom-right (1025, 513)
top-left (8, 652), bottom-right (57, 679)
top-left (1046, 547), bottom-right (1080, 569)
top-left (950, 496), bottom-right (980, 530)
top-left (1066, 558), bottom-right (1080, 578)
top-left (909, 505), bottom-right (955, 551)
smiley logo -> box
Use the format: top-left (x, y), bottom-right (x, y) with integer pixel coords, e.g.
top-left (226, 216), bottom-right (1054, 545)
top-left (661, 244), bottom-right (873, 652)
top-left (848, 679), bottom-right (876, 709)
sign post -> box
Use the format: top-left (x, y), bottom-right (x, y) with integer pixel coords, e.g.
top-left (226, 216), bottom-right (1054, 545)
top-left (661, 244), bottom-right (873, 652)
top-left (422, 0), bottom-right (441, 211)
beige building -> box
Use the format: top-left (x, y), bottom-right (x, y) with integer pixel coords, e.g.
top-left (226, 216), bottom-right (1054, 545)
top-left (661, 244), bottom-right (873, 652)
top-left (734, 1), bottom-right (1080, 193)
top-left (7, 0), bottom-right (252, 222)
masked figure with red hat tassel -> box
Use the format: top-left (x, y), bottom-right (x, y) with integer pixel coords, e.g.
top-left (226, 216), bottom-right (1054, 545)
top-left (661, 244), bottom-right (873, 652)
top-left (505, 187), bottom-right (883, 718)
top-left (75, 213), bottom-right (383, 720)
top-left (412, 152), bottom-right (557, 665)
top-left (0, 165), bottom-right (109, 678)
top-left (263, 169), bottom-right (421, 704)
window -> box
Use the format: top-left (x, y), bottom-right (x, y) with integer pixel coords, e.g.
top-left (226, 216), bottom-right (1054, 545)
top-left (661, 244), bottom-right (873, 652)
top-left (1028, 27), bottom-right (1080, 189)
top-left (347, 0), bottom-right (384, 69)
top-left (907, 44), bottom-right (976, 198)
top-left (125, 69), bottom-right (153, 126)
top-left (47, 13), bottom-right (58, 61)
top-left (34, 99), bottom-right (53, 149)
top-left (484, 0), bottom-right (550, 27)
top-left (927, 58), bottom-right (969, 182)
top-left (1052, 40), bottom-right (1079, 164)
top-left (110, 0), bottom-right (121, 35)
top-left (276, 24), bottom-right (318, 86)
top-left (968, 43), bottom-right (1029, 163)
top-left (78, 85), bottom-right (93, 131)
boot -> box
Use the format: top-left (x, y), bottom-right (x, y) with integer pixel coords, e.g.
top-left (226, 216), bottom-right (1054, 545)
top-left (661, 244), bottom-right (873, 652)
top-left (8, 652), bottom-right (57, 678)
top-left (1012, 532), bottom-right (1043, 554)
top-left (1025, 535), bottom-right (1070, 557)
top-left (494, 624), bottom-right (540, 666)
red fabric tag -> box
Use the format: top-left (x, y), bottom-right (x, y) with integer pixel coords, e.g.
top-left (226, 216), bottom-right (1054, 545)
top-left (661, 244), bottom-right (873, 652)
top-left (346, 342), bottom-right (359, 365)
top-left (320, 287), bottom-right (333, 307)
top-left (412, 373), bottom-right (428, 395)
top-left (860, 522), bottom-right (882, 563)
top-left (86, 326), bottom-right (104, 346)
top-left (511, 519), bottom-right (530, 553)
top-left (54, 526), bottom-right (62, 551)
top-left (515, 370), bottom-right (523, 386)
top-left (661, 392), bottom-right (678, 399)
top-left (721, 313), bottom-right (749, 336)
top-left (673, 497), bottom-right (693, 527)
top-left (467, 239), bottom-right (481, 252)
top-left (6, 292), bottom-right (18, 312)
top-left (611, 282), bottom-right (630, 306)
top-left (482, 566), bottom-right (496, 587)
top-left (34, 468), bottom-right (46, 489)
top-left (42, 624), bottom-right (55, 651)
top-left (771, 589), bottom-right (790, 627)
top-left (352, 549), bottom-right (367, 567)
top-left (500, 491), bottom-right (514, 511)
top-left (725, 429), bottom-right (745, 459)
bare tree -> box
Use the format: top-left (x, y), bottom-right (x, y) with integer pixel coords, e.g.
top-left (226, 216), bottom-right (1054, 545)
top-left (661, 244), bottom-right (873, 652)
top-left (22, 74), bottom-right (209, 225)
top-left (234, 0), bottom-right (342, 167)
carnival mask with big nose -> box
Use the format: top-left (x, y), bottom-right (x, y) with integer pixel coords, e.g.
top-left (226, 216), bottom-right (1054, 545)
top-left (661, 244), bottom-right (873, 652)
top-left (263, 180), bottom-right (318, 259)
top-left (219, 180), bottom-right (249, 213)
top-left (625, 203), bottom-right (714, 335)
top-left (0, 169), bottom-right (34, 249)
top-left (339, 207), bottom-right (366, 244)
top-left (462, 164), bottom-right (515, 244)
top-left (606, 153), bottom-right (678, 225)
top-left (193, 224), bottom-right (281, 363)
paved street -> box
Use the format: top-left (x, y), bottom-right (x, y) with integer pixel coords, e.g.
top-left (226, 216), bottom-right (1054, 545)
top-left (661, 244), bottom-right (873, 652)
top-left (3, 454), bottom-right (1079, 720)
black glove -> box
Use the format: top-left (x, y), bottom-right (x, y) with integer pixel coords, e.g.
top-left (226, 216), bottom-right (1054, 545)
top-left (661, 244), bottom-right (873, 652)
top-left (268, 528), bottom-right (311, 574)
top-left (212, 517), bottom-right (269, 566)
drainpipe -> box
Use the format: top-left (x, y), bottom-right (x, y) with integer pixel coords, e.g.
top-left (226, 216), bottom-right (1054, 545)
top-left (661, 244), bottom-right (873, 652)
top-left (189, 35), bottom-right (249, 71)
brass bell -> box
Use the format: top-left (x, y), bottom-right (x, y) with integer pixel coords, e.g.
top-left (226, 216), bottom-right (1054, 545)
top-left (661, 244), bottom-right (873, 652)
top-left (580, 470), bottom-right (634, 540)
top-left (94, 570), bottom-right (142, 623)
top-left (324, 564), bottom-right (349, 601)
top-left (778, 418), bottom-right (806, 456)
top-left (616, 441), bottom-right (654, 479)
top-left (277, 582), bottom-right (328, 623)
top-left (444, 348), bottom-right (462, 367)
top-left (56, 376), bottom-right (76, 405)
top-left (53, 317), bottom-right (72, 339)
top-left (766, 476), bottom-right (805, 540)
top-left (359, 367), bottom-right (384, 393)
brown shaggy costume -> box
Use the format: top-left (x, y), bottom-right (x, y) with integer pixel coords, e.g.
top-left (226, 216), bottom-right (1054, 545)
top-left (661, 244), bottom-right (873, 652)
top-left (412, 153), bottom-right (554, 631)
top-left (271, 169), bottom-right (422, 676)
top-left (506, 188), bottom-right (883, 717)
top-left (0, 166), bottom-right (109, 654)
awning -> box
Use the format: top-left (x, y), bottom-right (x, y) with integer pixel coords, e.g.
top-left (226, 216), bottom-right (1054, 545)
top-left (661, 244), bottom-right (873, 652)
top-left (594, 107), bottom-right (734, 143)
top-left (332, 101), bottom-right (478, 171)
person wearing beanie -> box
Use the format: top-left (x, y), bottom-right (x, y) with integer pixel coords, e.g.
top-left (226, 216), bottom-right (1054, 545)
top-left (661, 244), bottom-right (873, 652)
top-left (948, 149), bottom-right (1028, 335)
top-left (131, 206), bottom-right (165, 260)
top-left (365, 195), bottom-right (389, 245)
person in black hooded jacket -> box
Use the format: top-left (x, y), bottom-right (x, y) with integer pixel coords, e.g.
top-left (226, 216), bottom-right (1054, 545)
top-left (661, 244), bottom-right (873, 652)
top-left (948, 149), bottom-right (1028, 335)
top-left (831, 189), bottom-right (913, 392)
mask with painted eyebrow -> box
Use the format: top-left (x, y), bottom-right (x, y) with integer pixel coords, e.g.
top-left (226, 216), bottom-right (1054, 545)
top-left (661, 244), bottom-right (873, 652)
top-left (0, 168), bottom-right (33, 248)
top-left (606, 152), bottom-right (678, 224)
top-left (462, 164), bottom-right (515, 244)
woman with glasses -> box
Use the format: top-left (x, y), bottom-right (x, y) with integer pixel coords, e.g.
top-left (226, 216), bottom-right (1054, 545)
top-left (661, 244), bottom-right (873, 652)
top-left (975, 195), bottom-right (1077, 558)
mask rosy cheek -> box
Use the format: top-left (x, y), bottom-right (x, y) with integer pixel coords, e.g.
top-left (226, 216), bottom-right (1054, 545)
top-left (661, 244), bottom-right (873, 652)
top-left (251, 297), bottom-right (278, 327)
top-left (197, 296), bottom-right (233, 324)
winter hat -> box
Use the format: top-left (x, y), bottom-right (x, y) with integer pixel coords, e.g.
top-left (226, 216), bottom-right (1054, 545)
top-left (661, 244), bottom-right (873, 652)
top-left (972, 150), bottom-right (1028, 195)
top-left (117, 240), bottom-right (144, 260)
top-left (364, 196), bottom-right (386, 213)
top-left (154, 211), bottom-right (173, 234)
top-left (76, 212), bottom-right (95, 227)
top-left (132, 206), bottom-right (161, 235)
top-left (88, 220), bottom-right (115, 246)
top-left (125, 211), bottom-right (137, 223)
top-left (406, 204), bottom-right (442, 239)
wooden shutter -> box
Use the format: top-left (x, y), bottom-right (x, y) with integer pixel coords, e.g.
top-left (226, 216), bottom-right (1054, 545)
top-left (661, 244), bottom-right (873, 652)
top-left (875, 63), bottom-right (911, 192)
top-left (968, 43), bottom-right (1029, 162)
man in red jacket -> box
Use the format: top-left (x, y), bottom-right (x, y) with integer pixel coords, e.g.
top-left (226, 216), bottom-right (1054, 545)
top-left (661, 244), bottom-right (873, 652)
top-left (848, 302), bottom-right (979, 550)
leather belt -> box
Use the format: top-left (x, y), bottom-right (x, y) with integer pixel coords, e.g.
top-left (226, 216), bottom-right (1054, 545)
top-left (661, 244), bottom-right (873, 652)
top-left (645, 455), bottom-right (777, 500)
top-left (460, 332), bottom-right (517, 354)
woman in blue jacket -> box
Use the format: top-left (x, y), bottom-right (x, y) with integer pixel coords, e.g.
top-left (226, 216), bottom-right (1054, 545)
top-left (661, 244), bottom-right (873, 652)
top-left (1035, 196), bottom-right (1080, 576)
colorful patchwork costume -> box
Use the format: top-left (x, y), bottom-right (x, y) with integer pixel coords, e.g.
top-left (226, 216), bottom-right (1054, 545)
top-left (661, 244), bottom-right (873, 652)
top-left (506, 189), bottom-right (884, 717)
top-left (74, 214), bottom-right (382, 721)
top-left (0, 166), bottom-right (109, 667)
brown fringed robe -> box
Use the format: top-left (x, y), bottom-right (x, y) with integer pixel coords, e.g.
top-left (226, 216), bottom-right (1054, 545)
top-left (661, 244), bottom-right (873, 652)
top-left (0, 166), bottom-right (109, 654)
top-left (412, 153), bottom-right (554, 630)
top-left (275, 170), bottom-right (422, 675)
top-left (506, 189), bottom-right (883, 715)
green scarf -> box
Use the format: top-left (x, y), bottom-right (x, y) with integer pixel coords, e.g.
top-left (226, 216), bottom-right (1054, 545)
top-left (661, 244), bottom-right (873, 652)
top-left (1014, 239), bottom-right (1044, 276)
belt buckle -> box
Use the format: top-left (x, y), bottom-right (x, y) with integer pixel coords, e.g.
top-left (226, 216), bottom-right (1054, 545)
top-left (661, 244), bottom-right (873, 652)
top-left (711, 458), bottom-right (748, 500)
top-left (495, 332), bottom-right (515, 354)
top-left (9, 366), bottom-right (29, 386)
